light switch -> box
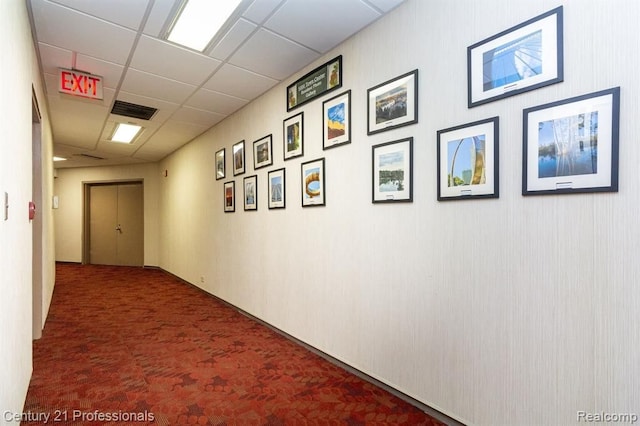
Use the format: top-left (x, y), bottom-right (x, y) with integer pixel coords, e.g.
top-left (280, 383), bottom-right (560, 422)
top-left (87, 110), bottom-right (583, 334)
top-left (4, 192), bottom-right (8, 221)
top-left (52, 195), bottom-right (59, 209)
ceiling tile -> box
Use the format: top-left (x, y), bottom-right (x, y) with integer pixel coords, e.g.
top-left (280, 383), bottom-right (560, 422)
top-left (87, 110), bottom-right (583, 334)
top-left (172, 106), bottom-right (226, 128)
top-left (131, 36), bottom-right (221, 85)
top-left (242, 0), bottom-right (282, 24)
top-left (74, 54), bottom-right (125, 90)
top-left (185, 88), bottom-right (248, 115)
top-left (209, 18), bottom-right (257, 61)
top-left (48, 0), bottom-right (151, 30)
top-left (143, 0), bottom-right (179, 36)
top-left (37, 43), bottom-right (73, 75)
top-left (203, 64), bottom-right (277, 100)
top-left (367, 0), bottom-right (406, 13)
top-left (229, 28), bottom-right (319, 80)
top-left (46, 94), bottom-right (109, 148)
top-left (264, 0), bottom-right (381, 53)
top-left (120, 69), bottom-right (196, 104)
top-left (30, 0), bottom-right (137, 64)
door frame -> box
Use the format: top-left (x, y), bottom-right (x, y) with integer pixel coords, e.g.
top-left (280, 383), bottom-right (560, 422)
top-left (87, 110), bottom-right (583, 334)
top-left (82, 179), bottom-right (144, 265)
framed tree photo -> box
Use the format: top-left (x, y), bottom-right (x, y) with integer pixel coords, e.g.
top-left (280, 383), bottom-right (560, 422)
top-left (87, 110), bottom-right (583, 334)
top-left (283, 112), bottom-right (303, 160)
top-left (323, 90), bottom-right (351, 149)
top-left (367, 70), bottom-right (418, 135)
top-left (268, 168), bottom-right (286, 209)
top-left (437, 117), bottom-right (500, 201)
top-left (232, 140), bottom-right (245, 176)
top-left (301, 158), bottom-right (325, 207)
top-left (243, 175), bottom-right (257, 211)
top-left (253, 134), bottom-right (273, 170)
top-left (215, 148), bottom-right (225, 180)
top-left (522, 87), bottom-right (620, 195)
top-left (223, 181), bottom-right (235, 212)
top-left (467, 6), bottom-right (563, 108)
top-left (372, 137), bottom-right (413, 203)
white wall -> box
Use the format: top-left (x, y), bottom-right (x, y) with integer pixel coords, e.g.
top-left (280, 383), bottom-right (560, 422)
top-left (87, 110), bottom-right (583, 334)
top-left (0, 0), bottom-right (55, 422)
top-left (54, 163), bottom-right (161, 266)
top-left (157, 1), bottom-right (640, 424)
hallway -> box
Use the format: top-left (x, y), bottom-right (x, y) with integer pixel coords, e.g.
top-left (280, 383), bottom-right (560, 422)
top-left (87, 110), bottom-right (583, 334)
top-left (23, 263), bottom-right (445, 425)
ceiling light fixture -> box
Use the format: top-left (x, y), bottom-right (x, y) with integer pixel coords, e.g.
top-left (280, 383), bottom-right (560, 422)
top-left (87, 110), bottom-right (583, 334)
top-left (111, 123), bottom-right (142, 144)
top-left (53, 156), bottom-right (67, 162)
top-left (167, 0), bottom-right (242, 51)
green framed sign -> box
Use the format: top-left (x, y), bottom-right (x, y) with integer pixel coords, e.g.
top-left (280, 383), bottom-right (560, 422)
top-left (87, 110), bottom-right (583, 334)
top-left (287, 56), bottom-right (342, 111)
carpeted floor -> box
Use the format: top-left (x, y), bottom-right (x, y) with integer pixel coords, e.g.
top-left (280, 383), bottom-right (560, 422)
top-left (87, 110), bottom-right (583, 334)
top-left (23, 263), bottom-right (445, 425)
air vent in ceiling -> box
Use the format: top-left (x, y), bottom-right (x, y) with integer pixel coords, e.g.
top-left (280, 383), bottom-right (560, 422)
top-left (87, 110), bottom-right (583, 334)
top-left (73, 153), bottom-right (105, 160)
top-left (111, 100), bottom-right (157, 120)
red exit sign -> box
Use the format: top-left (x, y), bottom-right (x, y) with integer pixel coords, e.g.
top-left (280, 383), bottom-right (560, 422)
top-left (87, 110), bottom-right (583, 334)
top-left (58, 68), bottom-right (103, 100)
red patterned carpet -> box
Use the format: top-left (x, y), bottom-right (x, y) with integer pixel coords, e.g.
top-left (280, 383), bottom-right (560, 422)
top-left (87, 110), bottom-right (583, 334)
top-left (23, 263), bottom-right (445, 425)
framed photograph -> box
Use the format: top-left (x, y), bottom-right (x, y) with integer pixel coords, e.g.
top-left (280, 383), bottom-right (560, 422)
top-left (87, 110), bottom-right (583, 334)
top-left (215, 148), bottom-right (225, 180)
top-left (268, 168), bottom-right (286, 209)
top-left (323, 90), bottom-right (351, 149)
top-left (223, 181), bottom-right (235, 212)
top-left (243, 175), bottom-right (257, 211)
top-left (253, 134), bottom-right (273, 169)
top-left (367, 69), bottom-right (418, 135)
top-left (372, 137), bottom-right (413, 203)
top-left (523, 87), bottom-right (620, 195)
top-left (437, 117), bottom-right (500, 201)
top-left (467, 6), bottom-right (563, 108)
top-left (283, 112), bottom-right (303, 160)
top-left (301, 158), bottom-right (325, 207)
top-left (232, 140), bottom-right (245, 176)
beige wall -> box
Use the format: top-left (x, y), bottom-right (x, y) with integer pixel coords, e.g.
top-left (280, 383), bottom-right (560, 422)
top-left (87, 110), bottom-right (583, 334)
top-left (54, 163), bottom-right (161, 266)
top-left (157, 1), bottom-right (640, 425)
top-left (0, 0), bottom-right (56, 420)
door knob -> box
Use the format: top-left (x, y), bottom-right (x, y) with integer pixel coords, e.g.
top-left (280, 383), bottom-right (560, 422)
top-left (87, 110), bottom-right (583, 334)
top-left (115, 224), bottom-right (122, 233)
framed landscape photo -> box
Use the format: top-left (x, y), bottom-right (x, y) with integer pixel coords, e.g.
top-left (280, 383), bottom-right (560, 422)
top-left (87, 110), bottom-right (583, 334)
top-left (437, 117), bottom-right (499, 201)
top-left (215, 148), bottom-right (225, 180)
top-left (223, 181), bottom-right (235, 212)
top-left (301, 158), bottom-right (325, 207)
top-left (367, 70), bottom-right (418, 135)
top-left (283, 112), bottom-right (303, 160)
top-left (232, 140), bottom-right (245, 176)
top-left (268, 168), bottom-right (286, 209)
top-left (243, 175), bottom-right (257, 211)
top-left (467, 6), bottom-right (563, 108)
top-left (522, 87), bottom-right (620, 195)
top-left (372, 137), bottom-right (413, 203)
top-left (323, 90), bottom-right (351, 149)
top-left (253, 134), bottom-right (273, 169)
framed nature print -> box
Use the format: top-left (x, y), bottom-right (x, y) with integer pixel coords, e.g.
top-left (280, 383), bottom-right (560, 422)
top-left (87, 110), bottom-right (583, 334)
top-left (223, 181), bottom-right (235, 212)
top-left (437, 117), bottom-right (499, 200)
top-left (268, 168), bottom-right (286, 209)
top-left (367, 70), bottom-right (418, 135)
top-left (467, 6), bottom-right (563, 108)
top-left (232, 140), bottom-right (245, 176)
top-left (522, 87), bottom-right (620, 195)
top-left (243, 175), bottom-right (257, 211)
top-left (323, 90), bottom-right (351, 149)
top-left (372, 137), bottom-right (413, 203)
top-left (283, 112), bottom-right (303, 160)
top-left (215, 148), bottom-right (225, 180)
top-left (301, 158), bottom-right (325, 207)
top-left (253, 134), bottom-right (273, 169)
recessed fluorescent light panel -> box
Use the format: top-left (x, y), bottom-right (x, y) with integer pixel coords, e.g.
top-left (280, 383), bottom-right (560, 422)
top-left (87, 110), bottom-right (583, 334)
top-left (111, 123), bottom-right (142, 144)
top-left (167, 0), bottom-right (242, 51)
top-left (53, 156), bottom-right (67, 162)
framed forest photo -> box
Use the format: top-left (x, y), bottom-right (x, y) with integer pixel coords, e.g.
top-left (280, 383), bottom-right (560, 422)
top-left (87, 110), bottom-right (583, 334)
top-left (283, 112), bottom-right (303, 160)
top-left (522, 87), bottom-right (620, 195)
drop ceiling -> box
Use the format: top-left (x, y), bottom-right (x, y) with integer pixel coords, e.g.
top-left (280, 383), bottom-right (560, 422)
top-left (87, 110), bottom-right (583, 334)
top-left (27, 0), bottom-right (406, 168)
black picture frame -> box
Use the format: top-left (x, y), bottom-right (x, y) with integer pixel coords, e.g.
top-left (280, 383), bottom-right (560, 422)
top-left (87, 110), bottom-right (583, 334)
top-left (467, 6), bottom-right (563, 108)
top-left (372, 137), bottom-right (413, 203)
top-left (323, 90), bottom-right (351, 150)
top-left (437, 117), bottom-right (500, 201)
top-left (243, 175), bottom-right (257, 211)
top-left (522, 87), bottom-right (620, 195)
top-left (268, 168), bottom-right (286, 209)
top-left (253, 134), bottom-right (273, 170)
top-left (301, 158), bottom-right (325, 207)
top-left (223, 181), bottom-right (235, 212)
top-left (287, 56), bottom-right (342, 111)
top-left (215, 148), bottom-right (225, 180)
top-left (232, 140), bottom-right (245, 176)
top-left (367, 69), bottom-right (418, 135)
top-left (283, 112), bottom-right (304, 160)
